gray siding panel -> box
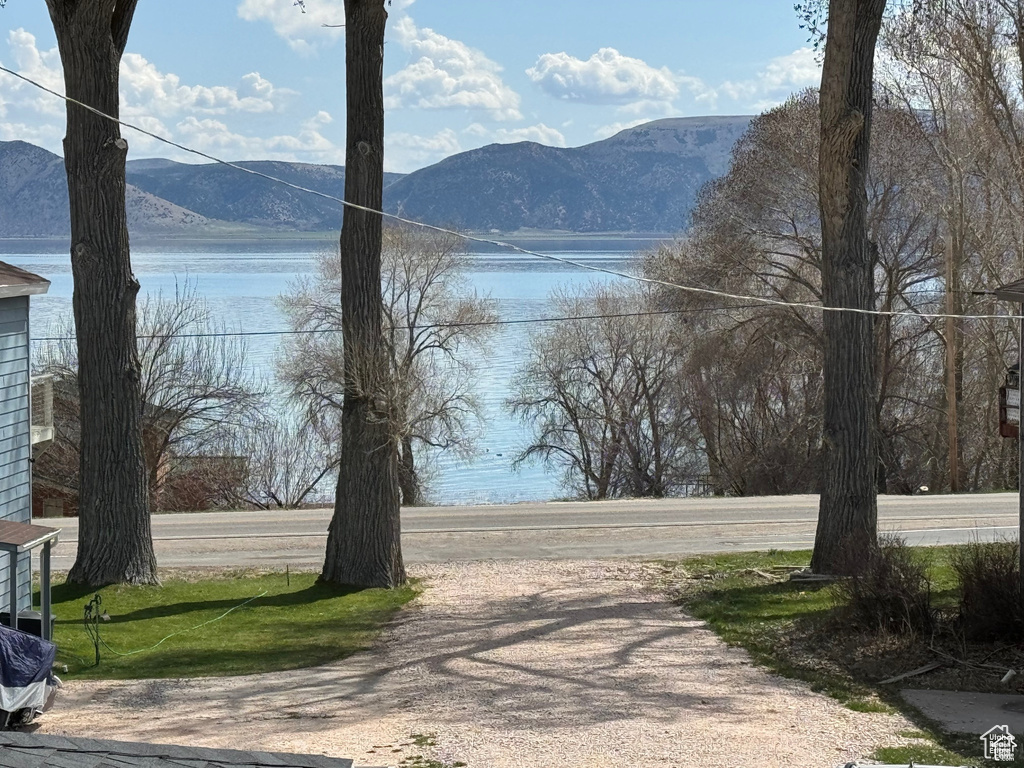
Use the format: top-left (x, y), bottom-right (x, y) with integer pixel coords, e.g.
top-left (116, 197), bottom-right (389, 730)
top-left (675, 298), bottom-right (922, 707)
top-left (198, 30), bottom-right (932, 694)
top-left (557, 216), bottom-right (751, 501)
top-left (0, 381), bottom-right (29, 403)
top-left (0, 333), bottom-right (28, 353)
top-left (0, 445), bottom-right (29, 469)
top-left (0, 320), bottom-right (27, 337)
top-left (0, 406), bottom-right (30, 432)
top-left (0, 306), bottom-right (27, 326)
top-left (0, 348), bottom-right (28, 366)
top-left (0, 552), bottom-right (32, 615)
top-left (0, 296), bottom-right (31, 612)
top-left (0, 434), bottom-right (29, 457)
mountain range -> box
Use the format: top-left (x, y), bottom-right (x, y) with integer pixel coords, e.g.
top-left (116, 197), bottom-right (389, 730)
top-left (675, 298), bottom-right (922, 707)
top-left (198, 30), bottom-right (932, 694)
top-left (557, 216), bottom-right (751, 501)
top-left (0, 116), bottom-right (751, 238)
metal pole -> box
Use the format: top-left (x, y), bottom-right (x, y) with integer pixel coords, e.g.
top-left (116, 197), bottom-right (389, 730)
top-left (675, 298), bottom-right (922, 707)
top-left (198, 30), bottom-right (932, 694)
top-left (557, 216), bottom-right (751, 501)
top-left (8, 551), bottom-right (17, 632)
top-left (40, 542), bottom-right (51, 642)
top-left (946, 234), bottom-right (959, 492)
top-left (1019, 305), bottom-right (1023, 609)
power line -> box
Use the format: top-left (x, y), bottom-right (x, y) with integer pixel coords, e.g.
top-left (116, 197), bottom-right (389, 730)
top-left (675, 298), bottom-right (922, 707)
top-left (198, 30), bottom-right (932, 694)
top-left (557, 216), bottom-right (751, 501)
top-left (29, 289), bottom-right (960, 343)
top-left (28, 303), bottom-right (780, 343)
top-left (1, 63), bottom-right (1020, 322)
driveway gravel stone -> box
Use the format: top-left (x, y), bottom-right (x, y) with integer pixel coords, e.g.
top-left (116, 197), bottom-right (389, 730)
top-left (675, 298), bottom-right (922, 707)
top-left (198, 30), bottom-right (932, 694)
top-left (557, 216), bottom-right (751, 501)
top-left (41, 560), bottom-right (916, 767)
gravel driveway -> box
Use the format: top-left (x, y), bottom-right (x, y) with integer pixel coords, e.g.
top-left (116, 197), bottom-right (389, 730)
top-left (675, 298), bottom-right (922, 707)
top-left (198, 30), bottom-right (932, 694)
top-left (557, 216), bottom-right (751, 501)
top-left (41, 560), bottom-right (914, 767)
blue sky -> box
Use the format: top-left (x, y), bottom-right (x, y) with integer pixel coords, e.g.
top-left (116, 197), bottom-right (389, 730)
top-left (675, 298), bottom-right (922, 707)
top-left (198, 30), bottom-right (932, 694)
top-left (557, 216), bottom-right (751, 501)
top-left (0, 1), bottom-right (821, 173)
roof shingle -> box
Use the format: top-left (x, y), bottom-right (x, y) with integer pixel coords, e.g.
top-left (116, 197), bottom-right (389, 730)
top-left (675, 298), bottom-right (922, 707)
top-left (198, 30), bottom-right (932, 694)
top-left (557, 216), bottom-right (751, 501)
top-left (0, 733), bottom-right (353, 768)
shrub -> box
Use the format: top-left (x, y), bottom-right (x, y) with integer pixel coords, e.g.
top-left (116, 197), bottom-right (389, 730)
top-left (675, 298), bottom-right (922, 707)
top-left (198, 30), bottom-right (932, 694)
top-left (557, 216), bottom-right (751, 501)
top-left (950, 539), bottom-right (1022, 641)
top-left (832, 534), bottom-right (933, 634)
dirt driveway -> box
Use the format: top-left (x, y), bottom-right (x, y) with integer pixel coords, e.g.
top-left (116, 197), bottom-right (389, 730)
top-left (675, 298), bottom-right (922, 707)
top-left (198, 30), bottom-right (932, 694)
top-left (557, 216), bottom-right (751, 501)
top-left (41, 560), bottom-right (914, 767)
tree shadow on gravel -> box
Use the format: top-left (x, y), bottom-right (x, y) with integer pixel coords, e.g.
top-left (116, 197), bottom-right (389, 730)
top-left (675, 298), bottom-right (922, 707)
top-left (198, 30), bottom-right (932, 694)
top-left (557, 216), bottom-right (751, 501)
top-left (75, 578), bottom-right (774, 741)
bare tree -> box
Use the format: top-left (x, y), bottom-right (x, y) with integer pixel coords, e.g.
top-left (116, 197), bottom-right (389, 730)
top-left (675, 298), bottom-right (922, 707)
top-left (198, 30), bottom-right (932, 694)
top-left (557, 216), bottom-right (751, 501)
top-left (379, 226), bottom-right (496, 503)
top-left (43, 0), bottom-right (154, 585)
top-left (881, 1), bottom-right (1024, 491)
top-left (646, 91), bottom-right (943, 499)
top-left (509, 284), bottom-right (699, 500)
top-left (279, 227), bottom-right (496, 506)
top-left (228, 412), bottom-right (341, 510)
top-left (36, 283), bottom-right (264, 511)
top-left (136, 284), bottom-right (264, 502)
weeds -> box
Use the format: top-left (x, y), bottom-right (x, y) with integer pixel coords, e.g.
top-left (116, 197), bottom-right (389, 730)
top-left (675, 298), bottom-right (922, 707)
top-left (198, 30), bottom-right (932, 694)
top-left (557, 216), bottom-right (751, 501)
top-left (950, 539), bottom-right (1022, 641)
top-left (832, 534), bottom-right (934, 635)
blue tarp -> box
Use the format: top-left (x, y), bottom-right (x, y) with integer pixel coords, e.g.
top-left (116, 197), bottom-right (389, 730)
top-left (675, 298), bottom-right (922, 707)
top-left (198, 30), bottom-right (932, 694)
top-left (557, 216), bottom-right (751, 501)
top-left (0, 624), bottom-right (55, 688)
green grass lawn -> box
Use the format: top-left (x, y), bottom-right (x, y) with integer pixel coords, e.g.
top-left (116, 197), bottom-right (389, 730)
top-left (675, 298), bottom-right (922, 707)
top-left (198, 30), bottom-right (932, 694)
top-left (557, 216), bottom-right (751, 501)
top-left (659, 547), bottom-right (1002, 767)
top-left (39, 570), bottom-right (418, 680)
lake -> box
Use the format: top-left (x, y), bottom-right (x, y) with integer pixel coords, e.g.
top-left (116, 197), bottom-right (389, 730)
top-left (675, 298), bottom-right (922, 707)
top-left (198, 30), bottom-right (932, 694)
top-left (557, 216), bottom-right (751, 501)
top-left (0, 238), bottom-right (649, 505)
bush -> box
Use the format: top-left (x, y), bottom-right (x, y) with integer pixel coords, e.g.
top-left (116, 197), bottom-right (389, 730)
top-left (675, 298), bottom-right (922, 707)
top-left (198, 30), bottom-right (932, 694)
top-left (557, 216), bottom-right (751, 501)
top-left (950, 539), bottom-right (1022, 641)
top-left (832, 534), bottom-right (933, 634)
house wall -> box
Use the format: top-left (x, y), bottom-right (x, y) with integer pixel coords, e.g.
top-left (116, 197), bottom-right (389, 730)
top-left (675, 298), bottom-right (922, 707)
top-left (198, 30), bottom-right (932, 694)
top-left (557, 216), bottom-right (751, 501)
top-left (0, 296), bottom-right (32, 613)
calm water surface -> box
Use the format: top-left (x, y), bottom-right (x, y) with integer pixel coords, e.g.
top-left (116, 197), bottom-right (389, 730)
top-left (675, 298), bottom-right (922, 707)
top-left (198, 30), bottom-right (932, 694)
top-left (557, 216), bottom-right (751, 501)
top-left (3, 242), bottom-right (638, 505)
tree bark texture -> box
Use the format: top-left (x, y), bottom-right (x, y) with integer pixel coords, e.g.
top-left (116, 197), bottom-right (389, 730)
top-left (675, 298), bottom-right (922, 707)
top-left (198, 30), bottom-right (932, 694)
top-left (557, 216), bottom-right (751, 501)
top-left (46, 0), bottom-right (157, 586)
top-left (812, 0), bottom-right (885, 575)
top-left (321, 0), bottom-right (405, 589)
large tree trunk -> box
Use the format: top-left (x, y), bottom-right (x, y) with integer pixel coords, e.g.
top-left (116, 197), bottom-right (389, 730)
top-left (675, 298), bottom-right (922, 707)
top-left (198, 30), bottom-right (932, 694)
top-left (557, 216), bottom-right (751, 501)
top-left (812, 0), bottom-right (886, 575)
top-left (321, 0), bottom-right (405, 589)
top-left (46, 0), bottom-right (157, 586)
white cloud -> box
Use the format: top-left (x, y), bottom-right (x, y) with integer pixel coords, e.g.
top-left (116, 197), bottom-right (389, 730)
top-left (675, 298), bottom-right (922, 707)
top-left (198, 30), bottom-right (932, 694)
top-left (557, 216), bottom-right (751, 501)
top-left (385, 16), bottom-right (522, 121)
top-left (0, 30), bottom-right (67, 154)
top-left (0, 29), bottom-right (335, 164)
top-left (116, 114), bottom-right (173, 155)
top-left (0, 120), bottom-right (64, 148)
top-left (761, 48), bottom-right (821, 90)
top-left (3, 29), bottom-right (65, 119)
top-left (236, 0), bottom-right (345, 54)
top-left (526, 48), bottom-right (680, 105)
top-left (2, 30), bottom-right (288, 126)
top-left (616, 99), bottom-right (679, 118)
top-left (174, 113), bottom-right (340, 163)
top-left (386, 127), bottom-right (461, 173)
top-left (526, 45), bottom-right (820, 123)
top-left (120, 55), bottom-right (286, 117)
top-left (720, 48), bottom-right (821, 106)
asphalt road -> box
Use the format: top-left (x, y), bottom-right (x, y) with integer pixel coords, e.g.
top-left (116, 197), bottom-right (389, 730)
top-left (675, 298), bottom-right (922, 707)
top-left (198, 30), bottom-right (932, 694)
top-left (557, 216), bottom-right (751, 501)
top-left (41, 492), bottom-right (1021, 569)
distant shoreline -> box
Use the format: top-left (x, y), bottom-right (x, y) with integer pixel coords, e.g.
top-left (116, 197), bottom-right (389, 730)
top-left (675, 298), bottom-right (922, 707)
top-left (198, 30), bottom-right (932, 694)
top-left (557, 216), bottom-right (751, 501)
top-left (0, 231), bottom-right (676, 255)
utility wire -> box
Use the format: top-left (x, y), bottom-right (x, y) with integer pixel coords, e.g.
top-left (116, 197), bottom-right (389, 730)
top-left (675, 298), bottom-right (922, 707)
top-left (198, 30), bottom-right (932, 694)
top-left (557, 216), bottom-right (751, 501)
top-left (1, 64), bottom-right (1020, 322)
top-left (28, 303), bottom-right (804, 342)
top-left (30, 293), bottom-right (959, 343)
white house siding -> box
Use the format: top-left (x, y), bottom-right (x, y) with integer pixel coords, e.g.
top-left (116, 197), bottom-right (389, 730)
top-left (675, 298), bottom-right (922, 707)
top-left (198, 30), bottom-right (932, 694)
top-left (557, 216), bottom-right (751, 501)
top-left (0, 296), bottom-right (32, 613)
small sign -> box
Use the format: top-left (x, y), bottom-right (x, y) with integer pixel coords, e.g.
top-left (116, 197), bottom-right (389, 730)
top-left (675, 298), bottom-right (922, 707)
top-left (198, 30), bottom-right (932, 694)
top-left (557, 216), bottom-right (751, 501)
top-left (999, 385), bottom-right (1020, 437)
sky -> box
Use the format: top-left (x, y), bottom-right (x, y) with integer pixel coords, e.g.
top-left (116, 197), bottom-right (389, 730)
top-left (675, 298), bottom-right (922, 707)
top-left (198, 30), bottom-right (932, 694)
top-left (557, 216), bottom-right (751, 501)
top-left (0, 1), bottom-right (822, 174)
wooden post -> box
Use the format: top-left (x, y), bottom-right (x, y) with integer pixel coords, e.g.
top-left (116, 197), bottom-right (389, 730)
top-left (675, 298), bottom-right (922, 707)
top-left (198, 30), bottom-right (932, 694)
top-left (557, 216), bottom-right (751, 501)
top-left (41, 541), bottom-right (51, 642)
top-left (946, 234), bottom-right (959, 492)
